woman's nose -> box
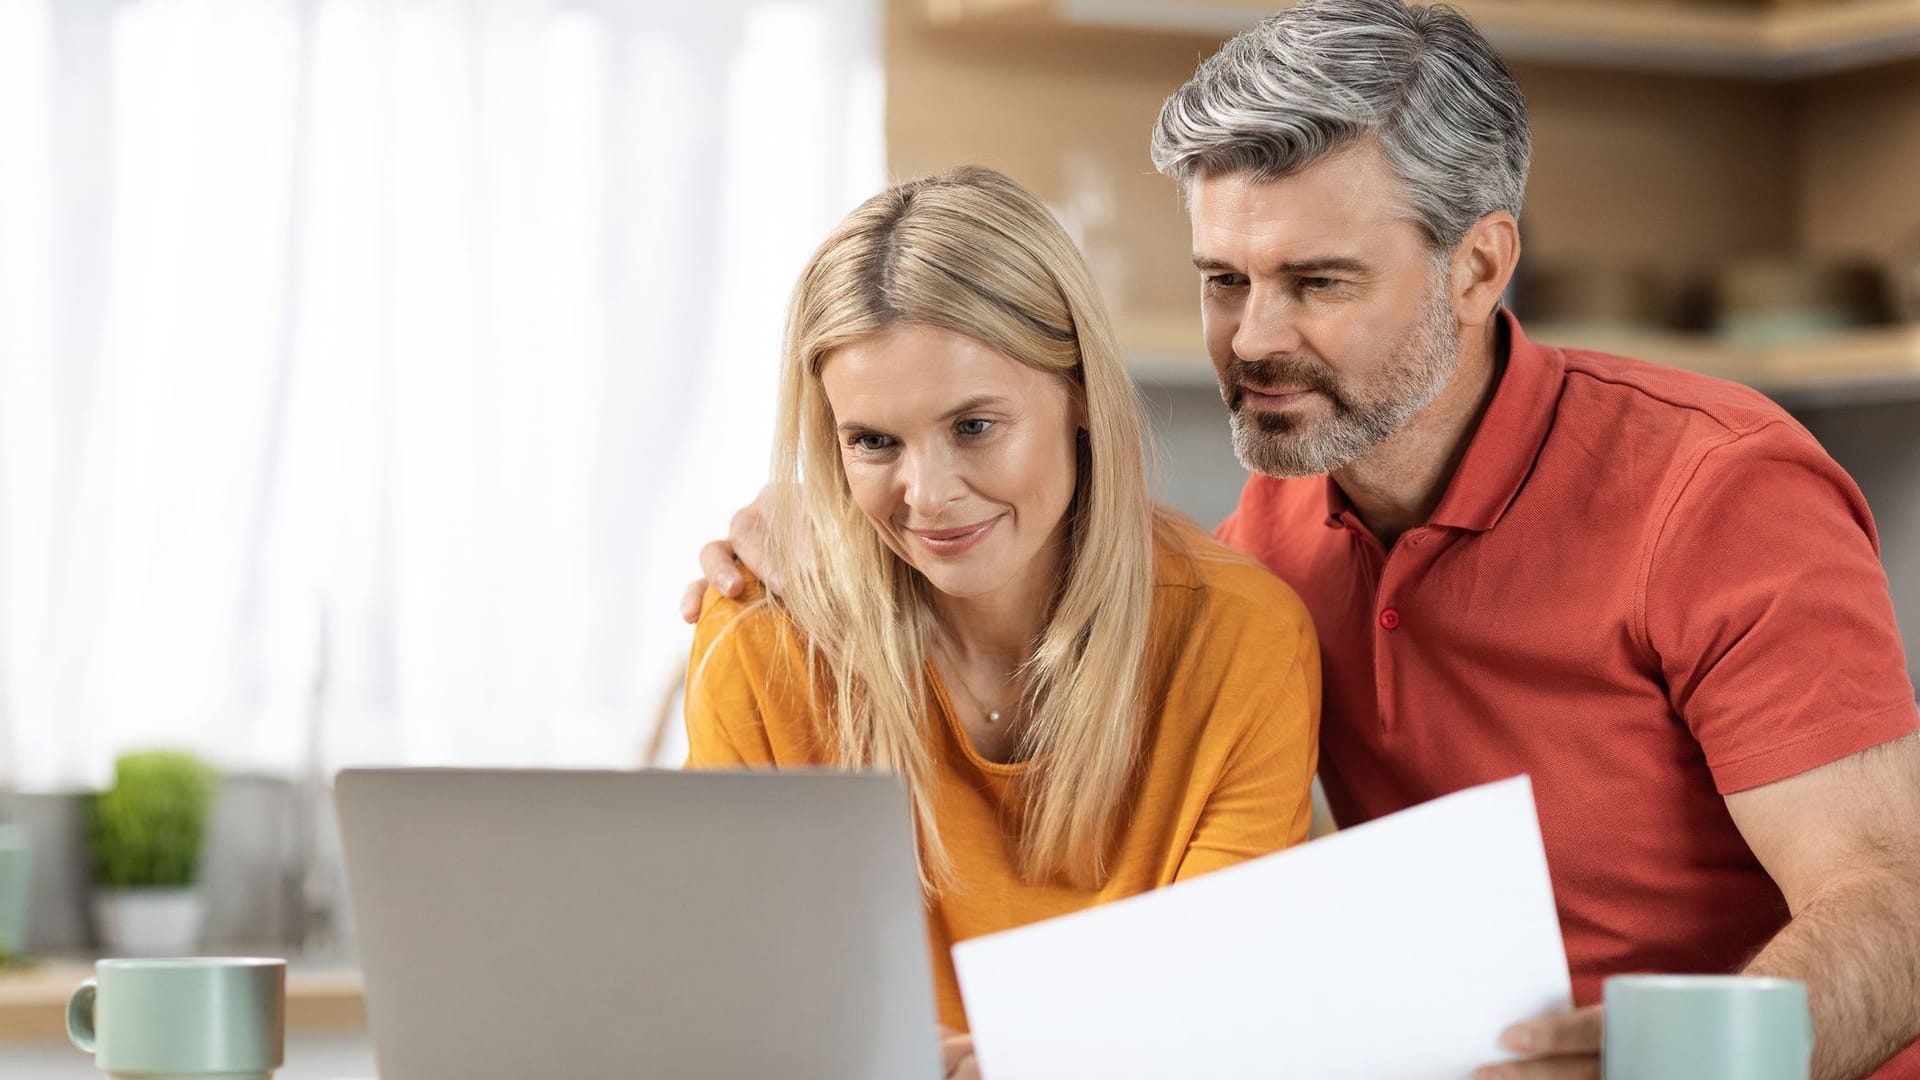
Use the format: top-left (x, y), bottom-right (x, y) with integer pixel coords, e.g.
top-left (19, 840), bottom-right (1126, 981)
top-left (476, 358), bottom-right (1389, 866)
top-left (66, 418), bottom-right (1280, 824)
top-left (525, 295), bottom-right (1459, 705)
top-left (901, 445), bottom-right (965, 516)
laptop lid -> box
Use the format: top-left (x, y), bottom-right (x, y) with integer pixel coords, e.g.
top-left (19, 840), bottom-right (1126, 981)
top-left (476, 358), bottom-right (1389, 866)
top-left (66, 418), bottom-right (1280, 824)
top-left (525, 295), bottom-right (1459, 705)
top-left (335, 768), bottom-right (942, 1080)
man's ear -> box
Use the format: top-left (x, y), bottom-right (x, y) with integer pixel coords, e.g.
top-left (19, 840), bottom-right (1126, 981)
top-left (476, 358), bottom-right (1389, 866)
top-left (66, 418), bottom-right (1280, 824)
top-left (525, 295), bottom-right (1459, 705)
top-left (1452, 210), bottom-right (1521, 328)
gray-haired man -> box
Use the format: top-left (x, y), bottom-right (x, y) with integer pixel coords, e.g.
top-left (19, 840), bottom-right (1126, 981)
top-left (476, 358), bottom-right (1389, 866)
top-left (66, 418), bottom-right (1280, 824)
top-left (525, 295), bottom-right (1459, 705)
top-left (688, 3), bottom-right (1920, 1077)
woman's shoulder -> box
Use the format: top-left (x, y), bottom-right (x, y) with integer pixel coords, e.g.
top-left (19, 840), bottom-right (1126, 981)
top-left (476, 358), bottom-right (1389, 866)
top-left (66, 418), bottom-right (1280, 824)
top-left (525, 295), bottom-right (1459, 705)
top-left (1150, 510), bottom-right (1313, 637)
top-left (689, 574), bottom-right (806, 680)
top-left (1140, 512), bottom-right (1319, 749)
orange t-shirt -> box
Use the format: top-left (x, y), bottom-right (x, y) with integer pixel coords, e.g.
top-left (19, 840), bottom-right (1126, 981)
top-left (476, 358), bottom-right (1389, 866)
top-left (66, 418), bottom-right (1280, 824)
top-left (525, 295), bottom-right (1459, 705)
top-left (1219, 310), bottom-right (1920, 1077)
top-left (685, 517), bottom-right (1320, 1030)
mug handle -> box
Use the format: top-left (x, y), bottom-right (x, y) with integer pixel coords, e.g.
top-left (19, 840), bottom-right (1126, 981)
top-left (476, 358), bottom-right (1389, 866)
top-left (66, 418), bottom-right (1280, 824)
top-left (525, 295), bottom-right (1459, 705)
top-left (66, 976), bottom-right (98, 1055)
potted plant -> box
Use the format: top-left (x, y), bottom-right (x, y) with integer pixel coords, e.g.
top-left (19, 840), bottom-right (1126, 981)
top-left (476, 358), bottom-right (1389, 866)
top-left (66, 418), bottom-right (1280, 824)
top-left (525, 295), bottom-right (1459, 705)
top-left (86, 750), bottom-right (219, 956)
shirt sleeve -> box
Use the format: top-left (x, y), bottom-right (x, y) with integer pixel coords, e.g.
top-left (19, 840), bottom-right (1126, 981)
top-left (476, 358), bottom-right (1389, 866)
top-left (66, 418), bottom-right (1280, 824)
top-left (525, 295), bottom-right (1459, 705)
top-left (683, 588), bottom-right (781, 768)
top-left (1642, 420), bottom-right (1919, 795)
top-left (1175, 574), bottom-right (1323, 881)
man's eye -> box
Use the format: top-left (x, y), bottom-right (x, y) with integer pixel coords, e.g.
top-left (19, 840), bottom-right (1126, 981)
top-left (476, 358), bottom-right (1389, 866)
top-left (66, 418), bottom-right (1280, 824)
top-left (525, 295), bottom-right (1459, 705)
top-left (1205, 273), bottom-right (1247, 291)
top-left (848, 432), bottom-right (893, 453)
top-left (1300, 276), bottom-right (1339, 292)
top-left (956, 418), bottom-right (993, 437)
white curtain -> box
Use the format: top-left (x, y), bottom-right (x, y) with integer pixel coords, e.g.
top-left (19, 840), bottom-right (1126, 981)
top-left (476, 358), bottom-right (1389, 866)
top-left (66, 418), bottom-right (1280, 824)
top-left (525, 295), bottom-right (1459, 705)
top-left (0, 0), bottom-right (884, 790)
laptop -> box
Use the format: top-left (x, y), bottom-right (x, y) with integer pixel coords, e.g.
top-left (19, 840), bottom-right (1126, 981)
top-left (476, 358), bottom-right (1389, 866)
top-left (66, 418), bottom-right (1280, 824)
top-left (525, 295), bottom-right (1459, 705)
top-left (334, 768), bottom-right (944, 1079)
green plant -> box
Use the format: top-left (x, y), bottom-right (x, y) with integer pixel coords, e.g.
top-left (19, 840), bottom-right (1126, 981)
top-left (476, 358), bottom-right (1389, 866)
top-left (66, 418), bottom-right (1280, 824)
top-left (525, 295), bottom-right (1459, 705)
top-left (86, 751), bottom-right (218, 890)
top-left (0, 940), bottom-right (34, 971)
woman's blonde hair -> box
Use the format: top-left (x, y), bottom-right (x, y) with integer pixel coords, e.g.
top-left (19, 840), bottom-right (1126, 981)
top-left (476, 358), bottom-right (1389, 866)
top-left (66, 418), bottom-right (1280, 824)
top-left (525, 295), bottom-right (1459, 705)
top-left (765, 165), bottom-right (1158, 890)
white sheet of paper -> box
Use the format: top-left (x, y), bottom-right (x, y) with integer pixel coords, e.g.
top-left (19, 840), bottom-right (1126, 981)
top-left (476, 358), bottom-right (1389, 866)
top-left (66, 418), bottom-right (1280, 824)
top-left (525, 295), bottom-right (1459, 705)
top-left (952, 775), bottom-right (1573, 1080)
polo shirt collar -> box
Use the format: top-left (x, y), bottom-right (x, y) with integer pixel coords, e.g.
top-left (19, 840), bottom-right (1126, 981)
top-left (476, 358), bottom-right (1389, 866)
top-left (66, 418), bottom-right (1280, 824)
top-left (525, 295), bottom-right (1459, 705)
top-left (1428, 308), bottom-right (1563, 532)
top-left (1321, 308), bottom-right (1564, 534)
top-left (1322, 469), bottom-right (1355, 528)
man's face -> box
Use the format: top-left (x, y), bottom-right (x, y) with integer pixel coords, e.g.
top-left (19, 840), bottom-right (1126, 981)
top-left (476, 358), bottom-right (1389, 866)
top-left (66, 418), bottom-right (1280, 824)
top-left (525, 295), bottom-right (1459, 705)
top-left (1188, 140), bottom-right (1461, 478)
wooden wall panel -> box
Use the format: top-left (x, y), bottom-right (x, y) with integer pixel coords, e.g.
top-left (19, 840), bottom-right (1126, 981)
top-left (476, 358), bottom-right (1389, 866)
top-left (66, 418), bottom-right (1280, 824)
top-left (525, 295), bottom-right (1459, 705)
top-left (1796, 58), bottom-right (1920, 259)
top-left (886, 1), bottom-right (1224, 334)
top-left (886, 3), bottom-right (1806, 334)
top-left (1513, 63), bottom-right (1798, 268)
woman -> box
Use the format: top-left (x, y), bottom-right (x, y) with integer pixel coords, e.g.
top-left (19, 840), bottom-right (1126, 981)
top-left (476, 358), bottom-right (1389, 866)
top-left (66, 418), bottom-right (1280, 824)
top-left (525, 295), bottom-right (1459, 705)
top-left (684, 166), bottom-right (1319, 1062)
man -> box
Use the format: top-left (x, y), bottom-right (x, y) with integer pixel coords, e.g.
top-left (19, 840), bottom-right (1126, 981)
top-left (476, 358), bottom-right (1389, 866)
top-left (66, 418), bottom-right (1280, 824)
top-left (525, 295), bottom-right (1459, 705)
top-left (685, 2), bottom-right (1920, 1077)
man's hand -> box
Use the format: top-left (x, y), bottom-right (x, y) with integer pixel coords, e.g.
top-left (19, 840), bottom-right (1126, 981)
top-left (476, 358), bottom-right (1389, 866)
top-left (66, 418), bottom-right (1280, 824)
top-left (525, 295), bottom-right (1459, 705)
top-left (1472, 1004), bottom-right (1601, 1080)
top-left (940, 1026), bottom-right (980, 1080)
top-left (678, 487), bottom-right (776, 622)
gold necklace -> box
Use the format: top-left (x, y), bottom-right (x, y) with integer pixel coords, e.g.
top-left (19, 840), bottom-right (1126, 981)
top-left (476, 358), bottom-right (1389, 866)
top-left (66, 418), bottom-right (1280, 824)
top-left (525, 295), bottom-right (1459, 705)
top-left (936, 640), bottom-right (1013, 727)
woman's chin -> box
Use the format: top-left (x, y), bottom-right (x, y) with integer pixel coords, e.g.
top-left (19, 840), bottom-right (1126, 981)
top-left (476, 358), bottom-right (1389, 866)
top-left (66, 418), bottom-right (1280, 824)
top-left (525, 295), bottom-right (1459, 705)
top-left (914, 562), bottom-right (1002, 602)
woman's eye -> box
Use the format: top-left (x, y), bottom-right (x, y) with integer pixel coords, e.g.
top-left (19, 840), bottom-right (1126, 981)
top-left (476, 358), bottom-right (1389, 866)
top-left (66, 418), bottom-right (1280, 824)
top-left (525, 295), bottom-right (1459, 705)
top-left (849, 432), bottom-right (893, 453)
top-left (956, 418), bottom-right (993, 437)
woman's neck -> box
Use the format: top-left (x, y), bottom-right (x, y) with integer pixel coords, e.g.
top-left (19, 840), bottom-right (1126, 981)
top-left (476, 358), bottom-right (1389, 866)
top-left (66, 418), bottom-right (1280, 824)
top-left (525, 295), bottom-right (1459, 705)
top-left (931, 524), bottom-right (1068, 672)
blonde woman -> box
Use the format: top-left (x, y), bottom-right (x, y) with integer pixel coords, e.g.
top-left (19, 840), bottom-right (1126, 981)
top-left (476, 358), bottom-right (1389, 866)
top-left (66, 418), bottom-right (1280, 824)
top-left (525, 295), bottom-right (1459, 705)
top-left (684, 167), bottom-right (1319, 1064)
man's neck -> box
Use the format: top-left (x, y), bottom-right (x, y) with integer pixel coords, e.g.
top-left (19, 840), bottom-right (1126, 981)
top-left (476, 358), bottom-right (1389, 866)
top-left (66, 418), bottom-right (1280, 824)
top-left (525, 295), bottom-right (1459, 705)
top-left (1331, 317), bottom-right (1507, 549)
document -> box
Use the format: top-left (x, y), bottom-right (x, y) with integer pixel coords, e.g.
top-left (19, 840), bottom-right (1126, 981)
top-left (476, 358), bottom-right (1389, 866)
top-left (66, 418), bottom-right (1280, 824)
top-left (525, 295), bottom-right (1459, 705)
top-left (952, 775), bottom-right (1573, 1080)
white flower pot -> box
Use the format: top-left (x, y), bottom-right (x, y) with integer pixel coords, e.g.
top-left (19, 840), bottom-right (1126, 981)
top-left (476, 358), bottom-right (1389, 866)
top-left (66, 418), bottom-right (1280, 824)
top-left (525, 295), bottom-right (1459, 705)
top-left (91, 888), bottom-right (206, 956)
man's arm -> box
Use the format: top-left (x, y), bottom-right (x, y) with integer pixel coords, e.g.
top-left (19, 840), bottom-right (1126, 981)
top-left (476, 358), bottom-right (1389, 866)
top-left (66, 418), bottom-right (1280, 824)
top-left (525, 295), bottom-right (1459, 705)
top-left (1483, 735), bottom-right (1920, 1080)
top-left (1731, 733), bottom-right (1920, 1080)
top-left (1484, 424), bottom-right (1920, 1080)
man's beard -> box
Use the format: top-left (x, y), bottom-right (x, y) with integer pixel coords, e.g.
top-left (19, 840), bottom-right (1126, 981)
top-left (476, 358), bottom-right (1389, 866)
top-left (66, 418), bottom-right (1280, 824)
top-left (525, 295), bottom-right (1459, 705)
top-left (1222, 280), bottom-right (1460, 479)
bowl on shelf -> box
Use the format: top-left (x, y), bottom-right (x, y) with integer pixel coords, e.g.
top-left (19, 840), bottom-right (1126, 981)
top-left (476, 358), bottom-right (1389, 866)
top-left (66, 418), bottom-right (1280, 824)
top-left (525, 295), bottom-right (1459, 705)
top-left (1710, 257), bottom-right (1892, 345)
top-left (1890, 229), bottom-right (1920, 326)
top-left (1511, 259), bottom-right (1675, 334)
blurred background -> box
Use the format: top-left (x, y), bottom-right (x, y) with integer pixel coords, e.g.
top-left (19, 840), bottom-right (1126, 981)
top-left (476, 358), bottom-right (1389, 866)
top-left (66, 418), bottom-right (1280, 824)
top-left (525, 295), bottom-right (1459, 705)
top-left (2, 0), bottom-right (1918, 1074)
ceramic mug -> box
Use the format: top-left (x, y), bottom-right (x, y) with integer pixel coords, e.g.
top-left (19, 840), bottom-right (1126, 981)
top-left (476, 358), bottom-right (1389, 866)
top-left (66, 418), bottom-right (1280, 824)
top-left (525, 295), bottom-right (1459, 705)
top-left (0, 823), bottom-right (30, 954)
top-left (1603, 974), bottom-right (1813, 1080)
top-left (68, 957), bottom-right (286, 1080)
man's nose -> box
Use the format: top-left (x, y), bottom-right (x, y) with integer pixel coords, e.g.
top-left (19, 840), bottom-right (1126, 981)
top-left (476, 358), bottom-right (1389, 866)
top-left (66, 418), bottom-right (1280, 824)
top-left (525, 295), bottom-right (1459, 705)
top-left (1232, 283), bottom-right (1305, 362)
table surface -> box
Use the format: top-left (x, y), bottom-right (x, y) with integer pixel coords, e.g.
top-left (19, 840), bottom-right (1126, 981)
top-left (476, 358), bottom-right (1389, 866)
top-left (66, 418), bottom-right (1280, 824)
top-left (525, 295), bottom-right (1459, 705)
top-left (0, 1032), bottom-right (378, 1079)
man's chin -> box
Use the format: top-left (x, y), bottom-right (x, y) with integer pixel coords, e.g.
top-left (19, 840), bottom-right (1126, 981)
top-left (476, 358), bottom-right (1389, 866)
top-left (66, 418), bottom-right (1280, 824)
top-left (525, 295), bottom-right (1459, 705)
top-left (1236, 455), bottom-right (1327, 479)
top-left (1229, 425), bottom-right (1363, 479)
top-left (1230, 416), bottom-right (1319, 477)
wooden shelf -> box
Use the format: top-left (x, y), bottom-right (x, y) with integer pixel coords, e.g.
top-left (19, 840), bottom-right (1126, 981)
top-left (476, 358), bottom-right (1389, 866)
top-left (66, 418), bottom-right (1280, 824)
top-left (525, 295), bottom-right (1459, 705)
top-left (1529, 322), bottom-right (1920, 406)
top-left (1119, 316), bottom-right (1920, 407)
top-left (923, 0), bottom-right (1920, 78)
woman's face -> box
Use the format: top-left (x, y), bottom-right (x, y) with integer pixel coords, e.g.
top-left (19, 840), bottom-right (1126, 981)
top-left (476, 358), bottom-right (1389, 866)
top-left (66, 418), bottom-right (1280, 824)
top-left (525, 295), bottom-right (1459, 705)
top-left (819, 322), bottom-right (1081, 606)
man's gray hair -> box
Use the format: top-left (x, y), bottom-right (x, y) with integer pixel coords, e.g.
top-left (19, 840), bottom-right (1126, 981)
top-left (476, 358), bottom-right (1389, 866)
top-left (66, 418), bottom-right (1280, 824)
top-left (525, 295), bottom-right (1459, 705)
top-left (1151, 0), bottom-right (1530, 251)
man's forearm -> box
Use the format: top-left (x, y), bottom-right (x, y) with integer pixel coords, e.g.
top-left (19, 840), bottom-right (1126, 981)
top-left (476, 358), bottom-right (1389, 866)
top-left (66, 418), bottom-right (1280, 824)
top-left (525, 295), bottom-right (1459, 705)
top-left (1742, 862), bottom-right (1920, 1080)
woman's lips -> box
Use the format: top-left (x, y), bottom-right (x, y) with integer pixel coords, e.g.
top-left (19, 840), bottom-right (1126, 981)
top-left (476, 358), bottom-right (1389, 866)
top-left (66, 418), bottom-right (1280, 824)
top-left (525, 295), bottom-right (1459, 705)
top-left (909, 515), bottom-right (1002, 557)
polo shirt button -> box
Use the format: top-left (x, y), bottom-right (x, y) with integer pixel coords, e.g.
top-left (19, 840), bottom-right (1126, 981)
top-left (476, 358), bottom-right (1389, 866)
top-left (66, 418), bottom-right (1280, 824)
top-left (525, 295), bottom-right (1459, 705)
top-left (1379, 608), bottom-right (1401, 630)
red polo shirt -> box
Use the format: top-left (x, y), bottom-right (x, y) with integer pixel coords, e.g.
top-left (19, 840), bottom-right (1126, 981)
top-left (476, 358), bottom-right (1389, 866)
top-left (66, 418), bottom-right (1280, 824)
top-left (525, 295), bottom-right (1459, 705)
top-left (1218, 311), bottom-right (1920, 1076)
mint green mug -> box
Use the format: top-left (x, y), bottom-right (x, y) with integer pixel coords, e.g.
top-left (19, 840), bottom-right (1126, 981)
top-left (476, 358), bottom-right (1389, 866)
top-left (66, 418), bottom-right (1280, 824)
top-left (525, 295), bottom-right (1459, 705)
top-left (67, 957), bottom-right (286, 1080)
top-left (1603, 974), bottom-right (1813, 1080)
top-left (0, 823), bottom-right (30, 954)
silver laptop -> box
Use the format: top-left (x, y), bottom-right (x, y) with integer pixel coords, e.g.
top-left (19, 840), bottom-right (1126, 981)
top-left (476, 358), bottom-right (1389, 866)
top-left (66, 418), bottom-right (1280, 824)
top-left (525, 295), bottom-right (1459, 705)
top-left (335, 768), bottom-right (943, 1079)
